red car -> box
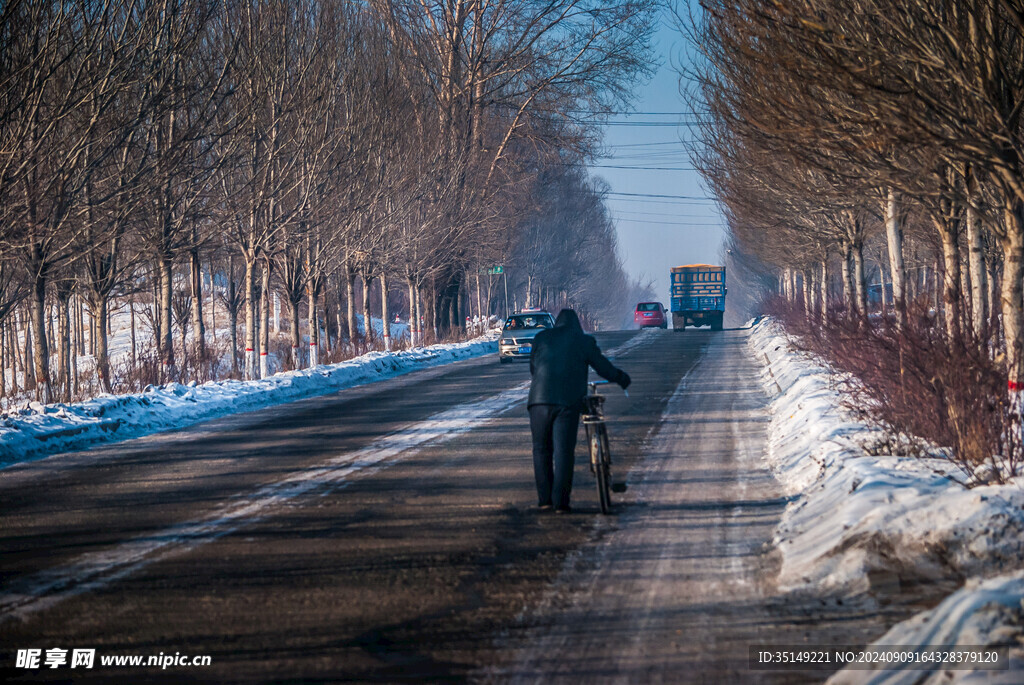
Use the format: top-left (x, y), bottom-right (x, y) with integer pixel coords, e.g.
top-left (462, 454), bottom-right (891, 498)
top-left (634, 302), bottom-right (667, 329)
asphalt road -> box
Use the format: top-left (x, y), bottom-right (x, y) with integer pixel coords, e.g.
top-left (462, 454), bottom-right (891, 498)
top-left (0, 329), bottom-right (892, 683)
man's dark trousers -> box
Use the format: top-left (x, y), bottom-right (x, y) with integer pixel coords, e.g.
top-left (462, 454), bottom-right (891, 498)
top-left (529, 404), bottom-right (580, 508)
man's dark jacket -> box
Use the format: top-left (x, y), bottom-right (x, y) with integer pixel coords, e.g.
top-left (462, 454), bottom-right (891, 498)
top-left (528, 310), bottom-right (628, 409)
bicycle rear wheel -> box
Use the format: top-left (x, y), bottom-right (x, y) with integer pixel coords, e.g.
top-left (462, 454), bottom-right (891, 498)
top-left (593, 424), bottom-right (612, 514)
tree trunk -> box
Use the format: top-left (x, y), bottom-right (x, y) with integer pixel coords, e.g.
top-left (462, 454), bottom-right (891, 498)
top-left (56, 291), bottom-right (71, 401)
top-left (47, 302), bottom-right (55, 360)
top-left (289, 298), bottom-right (301, 369)
top-left (967, 203), bottom-right (988, 337)
top-left (323, 290), bottom-right (333, 354)
top-left (345, 265), bottom-right (356, 346)
top-left (448, 273), bottom-right (461, 332)
top-left (415, 285), bottom-right (424, 345)
top-left (1002, 206), bottom-right (1024, 400)
top-left (1003, 233), bottom-right (1024, 397)
top-left (840, 244), bottom-right (854, 315)
top-left (149, 264), bottom-right (159, 351)
top-left (475, 272), bottom-right (483, 332)
top-left (90, 296), bottom-right (111, 393)
top-left (190, 249), bottom-right (205, 360)
top-left (159, 256), bottom-right (174, 378)
top-left (7, 322), bottom-right (15, 396)
top-left (29, 271), bottom-right (50, 403)
top-left (802, 271), bottom-right (811, 313)
top-left (820, 258), bottom-right (829, 325)
top-left (24, 308), bottom-right (35, 392)
top-left (884, 189), bottom-right (906, 322)
top-left (77, 298), bottom-right (84, 356)
top-left (879, 260), bottom-right (889, 314)
top-left (851, 243), bottom-right (867, 318)
top-left (258, 259), bottom-right (270, 376)
top-left (243, 256), bottom-right (257, 380)
top-left (0, 324), bottom-right (6, 400)
top-left (361, 274), bottom-right (372, 343)
top-left (227, 255), bottom-right (237, 374)
top-left (936, 217), bottom-right (963, 340)
top-left (380, 272), bottom-right (391, 351)
top-left (407, 277), bottom-right (417, 346)
top-left (70, 301), bottom-right (78, 398)
top-left (273, 293), bottom-right (280, 335)
top-left (308, 280), bottom-right (319, 367)
top-left (988, 252), bottom-right (1000, 336)
top-left (260, 260), bottom-right (270, 378)
top-left (335, 284), bottom-right (344, 350)
top-left (210, 270), bottom-right (216, 344)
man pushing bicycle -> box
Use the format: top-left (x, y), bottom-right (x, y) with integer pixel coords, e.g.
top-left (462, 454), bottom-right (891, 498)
top-left (527, 309), bottom-right (631, 514)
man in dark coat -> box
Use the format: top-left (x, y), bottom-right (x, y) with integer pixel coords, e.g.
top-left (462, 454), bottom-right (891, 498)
top-left (528, 309), bottom-right (631, 513)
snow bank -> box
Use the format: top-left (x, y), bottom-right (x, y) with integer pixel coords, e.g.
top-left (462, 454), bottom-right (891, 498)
top-left (749, 319), bottom-right (1024, 593)
top-left (0, 335), bottom-right (498, 468)
top-left (751, 318), bottom-right (1024, 682)
top-left (826, 572), bottom-right (1024, 684)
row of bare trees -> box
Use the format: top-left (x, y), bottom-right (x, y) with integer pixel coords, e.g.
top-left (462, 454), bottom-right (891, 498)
top-left (0, 0), bottom-right (657, 404)
top-left (687, 0), bottom-right (1024, 391)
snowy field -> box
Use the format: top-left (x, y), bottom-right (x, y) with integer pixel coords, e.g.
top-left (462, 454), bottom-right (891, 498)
top-left (749, 319), bottom-right (1024, 682)
top-left (3, 293), bottom-right (415, 401)
top-left (0, 333), bottom-right (498, 469)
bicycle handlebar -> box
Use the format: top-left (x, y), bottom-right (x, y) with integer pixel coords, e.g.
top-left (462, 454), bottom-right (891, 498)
top-left (588, 379), bottom-right (628, 398)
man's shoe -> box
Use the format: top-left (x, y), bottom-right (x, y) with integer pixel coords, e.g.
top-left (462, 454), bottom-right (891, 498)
top-left (538, 504), bottom-right (553, 512)
top-left (554, 505), bottom-right (572, 514)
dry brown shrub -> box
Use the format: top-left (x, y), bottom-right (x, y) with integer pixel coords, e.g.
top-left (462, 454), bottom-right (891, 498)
top-left (766, 296), bottom-right (1021, 484)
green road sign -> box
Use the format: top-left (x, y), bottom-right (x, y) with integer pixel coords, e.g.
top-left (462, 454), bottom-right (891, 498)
top-left (479, 265), bottom-right (504, 275)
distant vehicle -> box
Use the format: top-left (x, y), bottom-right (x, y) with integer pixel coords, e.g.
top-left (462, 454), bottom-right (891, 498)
top-left (498, 310), bottom-right (555, 363)
top-left (670, 264), bottom-right (726, 331)
top-left (634, 302), bottom-right (667, 329)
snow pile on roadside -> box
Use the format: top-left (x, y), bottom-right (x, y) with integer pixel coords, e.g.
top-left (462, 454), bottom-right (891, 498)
top-left (0, 335), bottom-right (498, 468)
top-left (826, 571), bottom-right (1024, 684)
top-left (749, 319), bottom-right (1024, 594)
top-left (751, 318), bottom-right (1024, 682)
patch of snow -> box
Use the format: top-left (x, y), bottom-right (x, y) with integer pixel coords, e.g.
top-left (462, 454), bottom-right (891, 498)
top-left (0, 333), bottom-right (499, 469)
top-left (356, 313), bottom-right (410, 340)
top-left (826, 572), bottom-right (1024, 684)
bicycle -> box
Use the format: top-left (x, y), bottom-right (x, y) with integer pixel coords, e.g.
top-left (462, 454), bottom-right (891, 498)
top-left (582, 380), bottom-right (626, 514)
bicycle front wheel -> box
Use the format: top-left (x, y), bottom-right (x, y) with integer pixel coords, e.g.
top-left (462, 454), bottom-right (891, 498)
top-left (596, 459), bottom-right (612, 514)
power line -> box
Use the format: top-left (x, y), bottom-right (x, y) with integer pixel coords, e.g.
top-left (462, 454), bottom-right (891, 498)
top-left (607, 197), bottom-right (717, 206)
top-left (605, 140), bottom-right (693, 147)
top-left (613, 218), bottom-right (724, 227)
top-left (606, 191), bottom-right (715, 200)
top-left (592, 164), bottom-right (697, 171)
top-left (597, 121), bottom-right (701, 127)
top-left (573, 111), bottom-right (701, 116)
top-left (612, 209), bottom-right (719, 218)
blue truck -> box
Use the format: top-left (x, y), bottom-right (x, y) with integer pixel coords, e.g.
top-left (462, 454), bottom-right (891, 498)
top-left (670, 264), bottom-right (726, 331)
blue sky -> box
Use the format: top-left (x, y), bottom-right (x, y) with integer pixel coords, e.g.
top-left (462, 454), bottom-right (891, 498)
top-left (590, 3), bottom-right (725, 303)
